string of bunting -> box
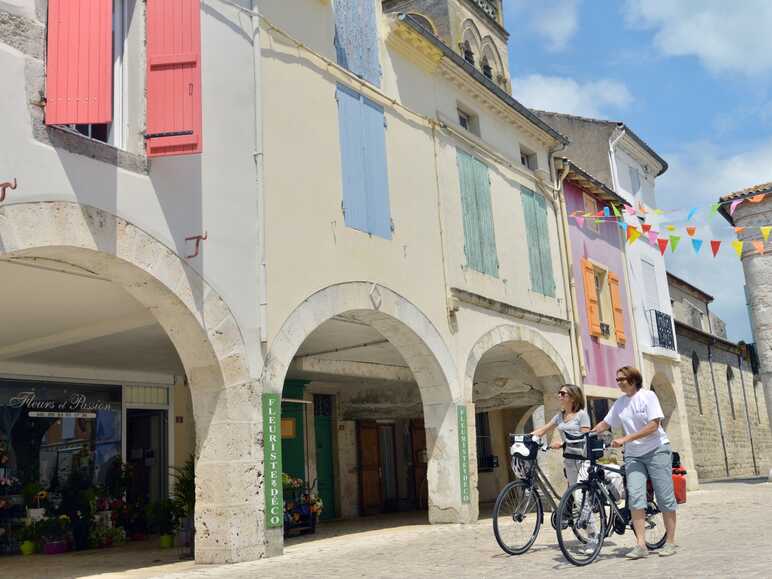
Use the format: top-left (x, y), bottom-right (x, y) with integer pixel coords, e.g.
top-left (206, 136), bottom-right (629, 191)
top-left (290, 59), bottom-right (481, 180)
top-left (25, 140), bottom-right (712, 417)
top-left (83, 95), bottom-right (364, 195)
top-left (569, 191), bottom-right (771, 258)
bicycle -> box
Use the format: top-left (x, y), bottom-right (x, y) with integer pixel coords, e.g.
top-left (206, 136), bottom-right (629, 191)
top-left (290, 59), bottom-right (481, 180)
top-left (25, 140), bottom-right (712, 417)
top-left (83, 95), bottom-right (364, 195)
top-left (554, 432), bottom-right (668, 566)
top-left (492, 433), bottom-right (564, 555)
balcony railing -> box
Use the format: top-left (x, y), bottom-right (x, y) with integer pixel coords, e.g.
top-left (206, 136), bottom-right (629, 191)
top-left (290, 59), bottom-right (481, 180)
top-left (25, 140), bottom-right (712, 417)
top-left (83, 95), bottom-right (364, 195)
top-left (646, 309), bottom-right (676, 350)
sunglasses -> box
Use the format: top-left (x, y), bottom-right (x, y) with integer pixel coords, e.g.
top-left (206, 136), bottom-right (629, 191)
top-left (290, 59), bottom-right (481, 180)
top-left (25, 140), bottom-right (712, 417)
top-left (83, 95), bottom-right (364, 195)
top-left (616, 377), bottom-right (628, 383)
top-left (558, 391), bottom-right (568, 397)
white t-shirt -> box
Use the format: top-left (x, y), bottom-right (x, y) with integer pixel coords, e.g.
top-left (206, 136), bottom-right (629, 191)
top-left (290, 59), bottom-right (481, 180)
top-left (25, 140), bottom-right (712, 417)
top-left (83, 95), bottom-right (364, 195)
top-left (604, 389), bottom-right (669, 457)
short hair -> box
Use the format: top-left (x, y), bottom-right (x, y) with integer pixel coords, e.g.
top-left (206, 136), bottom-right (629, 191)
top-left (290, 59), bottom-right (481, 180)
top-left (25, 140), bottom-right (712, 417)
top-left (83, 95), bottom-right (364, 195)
top-left (617, 366), bottom-right (643, 390)
top-left (561, 384), bottom-right (585, 412)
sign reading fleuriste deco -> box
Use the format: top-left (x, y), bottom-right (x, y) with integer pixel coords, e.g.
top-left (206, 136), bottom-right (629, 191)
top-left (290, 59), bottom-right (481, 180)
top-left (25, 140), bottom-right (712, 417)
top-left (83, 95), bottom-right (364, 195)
top-left (472, 0), bottom-right (497, 19)
top-left (262, 393), bottom-right (284, 528)
top-left (9, 391), bottom-right (113, 413)
top-left (457, 405), bottom-right (471, 504)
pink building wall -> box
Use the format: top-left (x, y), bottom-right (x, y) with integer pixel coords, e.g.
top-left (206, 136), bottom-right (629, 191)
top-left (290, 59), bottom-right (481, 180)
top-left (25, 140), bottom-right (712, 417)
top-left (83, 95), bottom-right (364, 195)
top-left (565, 181), bottom-right (635, 393)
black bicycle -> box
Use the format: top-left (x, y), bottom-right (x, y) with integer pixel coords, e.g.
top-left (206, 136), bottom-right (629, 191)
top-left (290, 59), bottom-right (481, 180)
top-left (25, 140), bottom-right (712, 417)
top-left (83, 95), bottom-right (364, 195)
top-left (554, 432), bottom-right (667, 566)
top-left (492, 434), bottom-right (565, 555)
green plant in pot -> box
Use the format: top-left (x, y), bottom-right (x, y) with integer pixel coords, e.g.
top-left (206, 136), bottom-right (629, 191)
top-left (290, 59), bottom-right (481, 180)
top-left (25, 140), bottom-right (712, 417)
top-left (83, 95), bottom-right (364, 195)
top-left (18, 521), bottom-right (39, 555)
top-left (147, 499), bottom-right (178, 549)
top-left (171, 456), bottom-right (195, 555)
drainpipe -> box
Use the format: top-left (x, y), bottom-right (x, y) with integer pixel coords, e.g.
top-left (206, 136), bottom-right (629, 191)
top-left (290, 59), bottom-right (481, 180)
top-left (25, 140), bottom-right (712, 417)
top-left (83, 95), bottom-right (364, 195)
top-left (552, 158), bottom-right (586, 382)
top-left (707, 340), bottom-right (731, 478)
top-left (737, 344), bottom-right (759, 476)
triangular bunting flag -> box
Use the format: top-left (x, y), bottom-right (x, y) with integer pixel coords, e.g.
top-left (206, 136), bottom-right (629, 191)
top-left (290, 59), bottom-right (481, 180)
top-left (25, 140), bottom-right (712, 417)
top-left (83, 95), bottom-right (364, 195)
top-left (628, 227), bottom-right (641, 244)
top-left (596, 210), bottom-right (604, 217)
top-left (749, 193), bottom-right (766, 203)
top-left (625, 205), bottom-right (636, 216)
top-left (654, 208), bottom-right (665, 215)
top-left (709, 203), bottom-right (720, 219)
top-left (761, 226), bottom-right (771, 242)
top-left (669, 235), bottom-right (681, 252)
top-left (619, 221), bottom-right (628, 233)
top-left (657, 238), bottom-right (669, 256)
top-left (612, 204), bottom-right (621, 218)
top-left (686, 226), bottom-right (697, 237)
top-left (642, 224), bottom-right (652, 233)
top-left (752, 240), bottom-right (765, 255)
top-left (603, 206), bottom-right (611, 217)
top-left (734, 226), bottom-right (745, 234)
top-left (710, 240), bottom-right (721, 257)
top-left (574, 215), bottom-right (585, 227)
top-left (639, 202), bottom-right (648, 214)
top-left (692, 239), bottom-right (703, 254)
top-left (666, 225), bottom-right (676, 232)
top-left (731, 239), bottom-right (743, 257)
top-left (594, 219), bottom-right (603, 224)
top-left (687, 208), bottom-right (698, 221)
top-left (730, 199), bottom-right (743, 215)
top-left (647, 231), bottom-right (658, 244)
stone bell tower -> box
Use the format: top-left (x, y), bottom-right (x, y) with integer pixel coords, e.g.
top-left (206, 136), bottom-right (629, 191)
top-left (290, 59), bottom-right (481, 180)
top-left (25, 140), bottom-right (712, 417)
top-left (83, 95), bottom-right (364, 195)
top-left (382, 0), bottom-right (511, 91)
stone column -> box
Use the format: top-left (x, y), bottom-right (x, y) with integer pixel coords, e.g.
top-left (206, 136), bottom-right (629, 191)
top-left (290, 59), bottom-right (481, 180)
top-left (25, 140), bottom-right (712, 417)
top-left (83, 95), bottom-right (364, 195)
top-left (192, 379), bottom-right (266, 564)
top-left (540, 386), bottom-right (567, 492)
top-left (424, 401), bottom-right (478, 524)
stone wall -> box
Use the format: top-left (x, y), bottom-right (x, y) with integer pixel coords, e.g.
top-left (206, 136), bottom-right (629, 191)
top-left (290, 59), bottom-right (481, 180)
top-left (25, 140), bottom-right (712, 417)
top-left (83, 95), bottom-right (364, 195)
top-left (676, 331), bottom-right (772, 481)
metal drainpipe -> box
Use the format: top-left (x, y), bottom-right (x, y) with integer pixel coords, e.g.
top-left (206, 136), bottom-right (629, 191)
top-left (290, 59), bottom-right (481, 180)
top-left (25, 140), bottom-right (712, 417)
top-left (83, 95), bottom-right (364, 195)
top-left (737, 348), bottom-right (759, 476)
top-left (707, 340), bottom-right (731, 478)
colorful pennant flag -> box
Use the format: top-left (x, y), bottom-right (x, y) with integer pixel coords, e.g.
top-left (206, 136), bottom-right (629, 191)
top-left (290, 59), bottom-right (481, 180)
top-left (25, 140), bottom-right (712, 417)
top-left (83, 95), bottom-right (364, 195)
top-left (749, 193), bottom-right (766, 203)
top-left (647, 231), bottom-right (658, 244)
top-left (686, 226), bottom-right (697, 237)
top-left (692, 239), bottom-right (703, 254)
top-left (642, 224), bottom-right (652, 234)
top-left (762, 226), bottom-right (771, 243)
top-left (709, 203), bottom-right (720, 219)
top-left (730, 199), bottom-right (744, 216)
top-left (731, 239), bottom-right (744, 257)
top-left (628, 227), bottom-right (641, 244)
top-left (666, 225), bottom-right (676, 232)
top-left (657, 238), bottom-right (669, 256)
top-left (687, 208), bottom-right (698, 221)
top-left (734, 226), bottom-right (745, 234)
top-left (710, 240), bottom-right (721, 257)
top-left (669, 235), bottom-right (681, 252)
top-left (612, 205), bottom-right (621, 218)
top-left (654, 208), bottom-right (665, 215)
top-left (752, 240), bottom-right (765, 255)
top-left (625, 205), bottom-right (636, 216)
top-left (603, 206), bottom-right (611, 218)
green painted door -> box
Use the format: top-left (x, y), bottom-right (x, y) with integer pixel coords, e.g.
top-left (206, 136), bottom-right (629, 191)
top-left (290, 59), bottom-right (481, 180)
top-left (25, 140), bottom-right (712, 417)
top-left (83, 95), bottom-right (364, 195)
top-left (314, 395), bottom-right (336, 521)
top-left (314, 394), bottom-right (336, 520)
top-left (281, 382), bottom-right (307, 481)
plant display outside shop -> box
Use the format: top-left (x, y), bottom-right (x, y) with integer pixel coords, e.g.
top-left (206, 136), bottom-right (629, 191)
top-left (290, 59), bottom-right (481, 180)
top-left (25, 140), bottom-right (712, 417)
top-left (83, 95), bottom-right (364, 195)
top-left (282, 473), bottom-right (324, 536)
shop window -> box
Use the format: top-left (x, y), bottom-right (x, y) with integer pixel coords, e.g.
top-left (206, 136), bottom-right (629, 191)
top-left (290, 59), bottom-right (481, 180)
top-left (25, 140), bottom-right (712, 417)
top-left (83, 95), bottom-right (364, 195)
top-left (475, 412), bottom-right (494, 471)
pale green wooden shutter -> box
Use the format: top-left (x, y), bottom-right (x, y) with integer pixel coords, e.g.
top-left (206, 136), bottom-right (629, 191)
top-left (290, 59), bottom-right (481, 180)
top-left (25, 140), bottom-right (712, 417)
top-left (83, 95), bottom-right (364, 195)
top-left (521, 188), bottom-right (544, 294)
top-left (473, 157), bottom-right (498, 277)
top-left (458, 150), bottom-right (483, 272)
top-left (534, 192), bottom-right (555, 297)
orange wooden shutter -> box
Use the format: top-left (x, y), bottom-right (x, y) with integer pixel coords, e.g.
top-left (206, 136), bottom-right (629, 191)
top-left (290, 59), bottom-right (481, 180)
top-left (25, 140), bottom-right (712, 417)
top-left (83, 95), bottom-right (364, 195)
top-left (146, 0), bottom-right (202, 157)
top-left (45, 0), bottom-right (113, 125)
top-left (608, 272), bottom-right (626, 345)
top-left (582, 258), bottom-right (602, 337)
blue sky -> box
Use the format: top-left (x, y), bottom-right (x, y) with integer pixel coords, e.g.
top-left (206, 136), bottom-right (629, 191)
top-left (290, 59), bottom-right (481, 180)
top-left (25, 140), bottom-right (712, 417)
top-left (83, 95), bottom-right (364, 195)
top-left (504, 0), bottom-right (772, 342)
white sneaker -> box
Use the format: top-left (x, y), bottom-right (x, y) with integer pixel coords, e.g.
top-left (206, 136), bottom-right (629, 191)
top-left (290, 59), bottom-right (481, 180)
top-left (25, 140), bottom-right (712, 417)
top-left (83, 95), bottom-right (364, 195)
top-left (582, 539), bottom-right (599, 555)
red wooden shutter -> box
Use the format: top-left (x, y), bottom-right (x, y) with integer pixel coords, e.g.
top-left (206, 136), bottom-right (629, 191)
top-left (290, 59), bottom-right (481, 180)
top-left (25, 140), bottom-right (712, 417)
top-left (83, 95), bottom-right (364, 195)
top-left (45, 0), bottom-right (113, 125)
top-left (146, 0), bottom-right (202, 157)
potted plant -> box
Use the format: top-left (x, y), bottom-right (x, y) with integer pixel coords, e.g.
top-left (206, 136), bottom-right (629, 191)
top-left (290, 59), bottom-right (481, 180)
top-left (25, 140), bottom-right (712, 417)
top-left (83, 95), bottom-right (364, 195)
top-left (23, 483), bottom-right (48, 522)
top-left (171, 456), bottom-right (195, 556)
top-left (18, 521), bottom-right (39, 556)
top-left (147, 499), bottom-right (178, 548)
top-left (39, 515), bottom-right (70, 555)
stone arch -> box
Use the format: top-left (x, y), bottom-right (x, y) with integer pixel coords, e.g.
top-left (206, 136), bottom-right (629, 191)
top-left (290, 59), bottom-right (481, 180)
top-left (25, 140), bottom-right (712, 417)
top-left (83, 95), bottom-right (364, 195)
top-left (480, 37), bottom-right (503, 80)
top-left (408, 12), bottom-right (437, 35)
top-left (0, 201), bottom-right (258, 564)
top-left (461, 19), bottom-right (482, 63)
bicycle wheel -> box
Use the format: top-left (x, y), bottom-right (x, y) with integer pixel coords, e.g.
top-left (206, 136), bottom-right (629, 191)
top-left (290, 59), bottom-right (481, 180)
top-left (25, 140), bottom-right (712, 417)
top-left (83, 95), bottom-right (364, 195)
top-left (555, 482), bottom-right (607, 567)
top-left (492, 480), bottom-right (543, 555)
top-left (644, 500), bottom-right (667, 550)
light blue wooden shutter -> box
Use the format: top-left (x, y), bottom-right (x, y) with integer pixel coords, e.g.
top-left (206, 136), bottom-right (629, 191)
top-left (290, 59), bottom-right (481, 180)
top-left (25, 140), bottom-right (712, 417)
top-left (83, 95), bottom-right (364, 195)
top-left (362, 96), bottom-right (392, 239)
top-left (337, 84), bottom-right (367, 232)
top-left (333, 0), bottom-right (382, 86)
top-left (458, 150), bottom-right (483, 272)
top-left (473, 157), bottom-right (498, 277)
top-left (533, 192), bottom-right (555, 297)
top-left (522, 188), bottom-right (544, 294)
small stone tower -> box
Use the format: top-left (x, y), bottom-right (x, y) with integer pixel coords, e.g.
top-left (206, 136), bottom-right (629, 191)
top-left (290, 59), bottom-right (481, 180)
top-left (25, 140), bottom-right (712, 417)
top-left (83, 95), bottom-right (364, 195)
top-left (382, 0), bottom-right (511, 91)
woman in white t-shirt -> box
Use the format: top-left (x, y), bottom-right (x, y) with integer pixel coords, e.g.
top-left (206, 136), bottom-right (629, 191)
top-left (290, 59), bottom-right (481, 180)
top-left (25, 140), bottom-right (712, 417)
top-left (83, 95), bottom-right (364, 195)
top-left (591, 366), bottom-right (678, 560)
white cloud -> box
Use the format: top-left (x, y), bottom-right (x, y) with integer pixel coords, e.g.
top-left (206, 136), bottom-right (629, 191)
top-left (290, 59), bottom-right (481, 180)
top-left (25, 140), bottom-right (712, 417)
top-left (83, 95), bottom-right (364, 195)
top-left (624, 0), bottom-right (772, 75)
top-left (657, 139), bottom-right (772, 341)
top-left (511, 75), bottom-right (632, 118)
top-left (506, 0), bottom-right (580, 52)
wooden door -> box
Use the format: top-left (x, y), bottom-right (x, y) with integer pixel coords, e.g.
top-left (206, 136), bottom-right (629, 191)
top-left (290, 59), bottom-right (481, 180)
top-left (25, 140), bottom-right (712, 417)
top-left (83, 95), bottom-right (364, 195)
top-left (410, 419), bottom-right (428, 510)
top-left (378, 424), bottom-right (398, 512)
top-left (357, 421), bottom-right (383, 515)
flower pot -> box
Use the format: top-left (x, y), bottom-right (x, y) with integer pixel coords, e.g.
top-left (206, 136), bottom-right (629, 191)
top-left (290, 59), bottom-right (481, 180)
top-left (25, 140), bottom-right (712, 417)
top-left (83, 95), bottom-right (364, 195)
top-left (20, 540), bottom-right (35, 556)
top-left (43, 540), bottom-right (68, 555)
top-left (159, 534), bottom-right (174, 549)
top-left (27, 507), bottom-right (46, 522)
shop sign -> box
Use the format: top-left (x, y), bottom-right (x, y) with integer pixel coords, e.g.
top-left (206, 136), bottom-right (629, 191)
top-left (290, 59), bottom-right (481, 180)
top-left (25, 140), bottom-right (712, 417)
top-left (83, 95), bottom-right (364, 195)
top-left (8, 391), bottom-right (112, 413)
top-left (29, 411), bottom-right (96, 419)
top-left (262, 393), bottom-right (283, 528)
top-left (457, 405), bottom-right (471, 504)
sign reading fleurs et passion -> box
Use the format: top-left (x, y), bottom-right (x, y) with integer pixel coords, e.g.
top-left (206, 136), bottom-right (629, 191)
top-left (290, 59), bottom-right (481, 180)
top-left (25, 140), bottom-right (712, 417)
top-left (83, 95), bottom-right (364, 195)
top-left (9, 391), bottom-right (113, 413)
top-left (262, 393), bottom-right (283, 528)
top-left (457, 405), bottom-right (471, 504)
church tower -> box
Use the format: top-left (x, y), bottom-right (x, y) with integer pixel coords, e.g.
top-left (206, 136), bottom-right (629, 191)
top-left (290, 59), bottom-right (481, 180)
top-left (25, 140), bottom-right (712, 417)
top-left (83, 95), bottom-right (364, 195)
top-left (382, 0), bottom-right (511, 91)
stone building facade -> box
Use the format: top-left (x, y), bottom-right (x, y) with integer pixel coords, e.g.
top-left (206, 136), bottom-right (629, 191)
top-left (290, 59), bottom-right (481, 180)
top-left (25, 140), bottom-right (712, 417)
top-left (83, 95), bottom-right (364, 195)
top-left (668, 273), bottom-right (772, 481)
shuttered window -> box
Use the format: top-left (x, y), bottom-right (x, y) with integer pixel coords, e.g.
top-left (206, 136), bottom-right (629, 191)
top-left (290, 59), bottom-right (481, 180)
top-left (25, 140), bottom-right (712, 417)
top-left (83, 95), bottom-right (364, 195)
top-left (608, 272), bottom-right (626, 345)
top-left (457, 150), bottom-right (498, 277)
top-left (333, 0), bottom-right (382, 87)
top-left (45, 0), bottom-right (114, 125)
top-left (145, 0), bottom-right (202, 157)
top-left (522, 187), bottom-right (555, 296)
top-left (336, 84), bottom-right (392, 239)
top-left (582, 258), bottom-right (602, 337)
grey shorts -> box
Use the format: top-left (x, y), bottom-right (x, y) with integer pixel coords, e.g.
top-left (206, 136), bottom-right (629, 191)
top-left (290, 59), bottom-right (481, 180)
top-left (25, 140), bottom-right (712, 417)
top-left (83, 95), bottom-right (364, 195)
top-left (624, 443), bottom-right (677, 512)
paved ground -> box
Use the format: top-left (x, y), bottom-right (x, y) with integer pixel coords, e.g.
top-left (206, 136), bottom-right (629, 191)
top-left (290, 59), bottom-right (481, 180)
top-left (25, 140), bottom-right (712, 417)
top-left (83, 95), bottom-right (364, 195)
top-left (4, 479), bottom-right (771, 578)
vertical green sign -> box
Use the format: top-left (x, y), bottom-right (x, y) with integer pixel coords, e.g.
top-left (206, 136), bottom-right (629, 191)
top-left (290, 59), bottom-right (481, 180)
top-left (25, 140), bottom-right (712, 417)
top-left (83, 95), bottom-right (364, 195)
top-left (457, 405), bottom-right (471, 504)
top-left (263, 393), bottom-right (283, 528)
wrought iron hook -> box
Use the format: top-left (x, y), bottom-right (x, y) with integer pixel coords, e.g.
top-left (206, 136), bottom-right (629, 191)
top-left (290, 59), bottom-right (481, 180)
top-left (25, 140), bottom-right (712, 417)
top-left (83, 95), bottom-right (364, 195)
top-left (0, 178), bottom-right (17, 203)
top-left (185, 232), bottom-right (208, 259)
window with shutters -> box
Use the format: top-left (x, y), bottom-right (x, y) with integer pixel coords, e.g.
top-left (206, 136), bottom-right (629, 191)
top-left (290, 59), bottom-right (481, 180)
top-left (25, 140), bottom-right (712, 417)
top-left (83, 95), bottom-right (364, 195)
top-left (336, 84), bottom-right (392, 239)
top-left (583, 193), bottom-right (599, 233)
top-left (521, 187), bottom-right (554, 297)
top-left (582, 258), bottom-right (626, 346)
top-left (334, 0), bottom-right (382, 87)
top-left (457, 150), bottom-right (498, 276)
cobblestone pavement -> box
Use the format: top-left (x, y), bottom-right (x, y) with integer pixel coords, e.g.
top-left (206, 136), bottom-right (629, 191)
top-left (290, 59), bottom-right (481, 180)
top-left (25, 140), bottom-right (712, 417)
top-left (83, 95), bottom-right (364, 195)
top-left (7, 480), bottom-right (771, 579)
